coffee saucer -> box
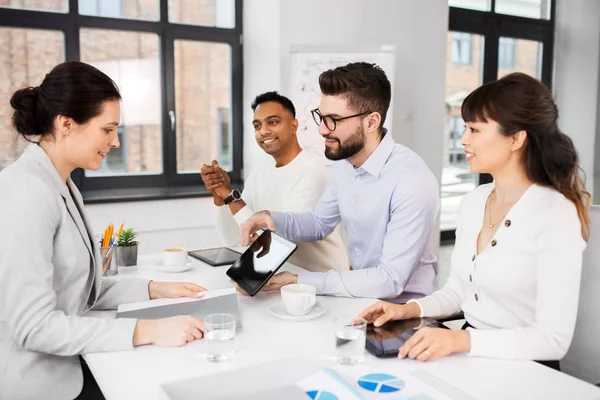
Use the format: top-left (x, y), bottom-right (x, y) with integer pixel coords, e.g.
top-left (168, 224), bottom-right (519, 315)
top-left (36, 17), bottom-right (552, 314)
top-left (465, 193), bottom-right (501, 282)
top-left (157, 260), bottom-right (193, 273)
top-left (269, 301), bottom-right (326, 322)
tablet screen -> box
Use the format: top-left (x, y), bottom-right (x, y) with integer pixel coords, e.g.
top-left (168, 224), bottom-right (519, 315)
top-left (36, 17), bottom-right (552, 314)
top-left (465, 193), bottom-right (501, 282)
top-left (226, 231), bottom-right (297, 295)
top-left (189, 248), bottom-right (241, 266)
top-left (365, 318), bottom-right (447, 358)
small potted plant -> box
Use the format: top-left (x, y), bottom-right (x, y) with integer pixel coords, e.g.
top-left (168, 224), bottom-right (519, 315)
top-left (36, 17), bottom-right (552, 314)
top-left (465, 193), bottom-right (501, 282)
top-left (116, 228), bottom-right (139, 267)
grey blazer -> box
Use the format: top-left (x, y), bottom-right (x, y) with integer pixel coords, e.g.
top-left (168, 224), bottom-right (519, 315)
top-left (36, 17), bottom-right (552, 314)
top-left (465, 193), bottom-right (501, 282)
top-left (0, 144), bottom-right (150, 400)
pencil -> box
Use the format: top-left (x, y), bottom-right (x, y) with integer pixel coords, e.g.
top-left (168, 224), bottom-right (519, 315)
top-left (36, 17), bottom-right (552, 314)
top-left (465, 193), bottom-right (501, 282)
top-left (116, 223), bottom-right (124, 238)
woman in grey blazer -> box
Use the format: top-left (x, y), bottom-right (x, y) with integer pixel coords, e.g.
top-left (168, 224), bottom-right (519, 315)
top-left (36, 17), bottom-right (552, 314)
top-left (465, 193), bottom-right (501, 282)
top-left (0, 62), bottom-right (209, 400)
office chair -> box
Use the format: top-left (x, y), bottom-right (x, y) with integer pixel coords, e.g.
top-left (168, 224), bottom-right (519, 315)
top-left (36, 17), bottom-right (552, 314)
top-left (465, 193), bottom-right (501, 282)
top-left (561, 205), bottom-right (600, 386)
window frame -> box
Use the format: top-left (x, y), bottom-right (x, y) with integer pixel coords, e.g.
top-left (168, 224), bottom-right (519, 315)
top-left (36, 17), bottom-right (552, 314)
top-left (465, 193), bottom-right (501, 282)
top-left (443, 0), bottom-right (556, 243)
top-left (0, 0), bottom-right (244, 202)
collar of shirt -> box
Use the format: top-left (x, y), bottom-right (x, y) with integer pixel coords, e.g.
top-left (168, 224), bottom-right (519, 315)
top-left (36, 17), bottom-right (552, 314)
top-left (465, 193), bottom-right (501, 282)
top-left (346, 128), bottom-right (395, 178)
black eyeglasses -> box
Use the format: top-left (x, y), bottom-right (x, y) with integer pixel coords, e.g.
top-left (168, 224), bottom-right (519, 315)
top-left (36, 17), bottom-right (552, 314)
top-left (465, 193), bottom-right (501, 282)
top-left (311, 108), bottom-right (371, 131)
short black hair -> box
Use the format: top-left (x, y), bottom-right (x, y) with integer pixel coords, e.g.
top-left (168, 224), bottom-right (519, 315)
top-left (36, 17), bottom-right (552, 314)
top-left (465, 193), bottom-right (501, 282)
top-left (251, 91), bottom-right (296, 117)
top-left (319, 62), bottom-right (391, 128)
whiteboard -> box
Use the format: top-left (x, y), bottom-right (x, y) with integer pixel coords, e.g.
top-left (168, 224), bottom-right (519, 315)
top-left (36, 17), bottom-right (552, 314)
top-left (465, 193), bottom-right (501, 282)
top-left (290, 50), bottom-right (395, 165)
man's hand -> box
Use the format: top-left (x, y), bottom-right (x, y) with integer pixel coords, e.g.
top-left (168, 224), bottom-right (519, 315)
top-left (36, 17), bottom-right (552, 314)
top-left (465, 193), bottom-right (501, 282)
top-left (230, 272), bottom-right (298, 296)
top-left (200, 160), bottom-right (231, 206)
top-left (262, 272), bottom-right (298, 291)
top-left (239, 211), bottom-right (276, 246)
top-left (213, 166), bottom-right (232, 199)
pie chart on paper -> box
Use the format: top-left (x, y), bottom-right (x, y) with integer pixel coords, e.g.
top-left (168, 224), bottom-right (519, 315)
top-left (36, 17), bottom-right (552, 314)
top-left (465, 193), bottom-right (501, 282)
top-left (305, 390), bottom-right (339, 400)
top-left (358, 373), bottom-right (405, 393)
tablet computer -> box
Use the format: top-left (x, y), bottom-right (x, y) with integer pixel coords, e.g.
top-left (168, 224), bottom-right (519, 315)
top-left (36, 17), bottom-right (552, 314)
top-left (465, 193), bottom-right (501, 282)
top-left (226, 230), bottom-right (297, 297)
top-left (189, 247), bottom-right (241, 267)
top-left (365, 318), bottom-right (448, 358)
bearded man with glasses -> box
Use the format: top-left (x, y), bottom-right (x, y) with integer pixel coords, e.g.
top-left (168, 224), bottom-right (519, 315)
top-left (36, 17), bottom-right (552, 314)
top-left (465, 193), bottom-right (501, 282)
top-left (236, 62), bottom-right (440, 302)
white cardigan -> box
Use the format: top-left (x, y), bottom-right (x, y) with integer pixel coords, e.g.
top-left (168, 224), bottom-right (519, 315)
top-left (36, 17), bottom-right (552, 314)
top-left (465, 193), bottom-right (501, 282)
top-left (414, 183), bottom-right (586, 360)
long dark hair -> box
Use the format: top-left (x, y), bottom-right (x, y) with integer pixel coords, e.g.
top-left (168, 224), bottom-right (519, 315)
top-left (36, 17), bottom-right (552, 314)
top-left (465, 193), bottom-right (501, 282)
top-left (10, 61), bottom-right (121, 140)
top-left (461, 72), bottom-right (590, 240)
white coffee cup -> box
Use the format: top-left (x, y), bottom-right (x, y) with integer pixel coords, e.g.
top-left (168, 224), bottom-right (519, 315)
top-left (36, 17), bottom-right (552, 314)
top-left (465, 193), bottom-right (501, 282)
top-left (163, 247), bottom-right (188, 268)
top-left (281, 284), bottom-right (317, 316)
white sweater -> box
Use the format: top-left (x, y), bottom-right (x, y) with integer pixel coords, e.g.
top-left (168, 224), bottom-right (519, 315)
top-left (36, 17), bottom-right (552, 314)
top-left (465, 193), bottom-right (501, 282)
top-left (413, 183), bottom-right (586, 360)
top-left (214, 151), bottom-right (349, 272)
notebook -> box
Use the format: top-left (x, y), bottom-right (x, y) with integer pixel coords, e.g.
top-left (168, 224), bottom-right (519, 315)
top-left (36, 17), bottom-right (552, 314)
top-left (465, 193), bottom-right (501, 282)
top-left (116, 288), bottom-right (242, 328)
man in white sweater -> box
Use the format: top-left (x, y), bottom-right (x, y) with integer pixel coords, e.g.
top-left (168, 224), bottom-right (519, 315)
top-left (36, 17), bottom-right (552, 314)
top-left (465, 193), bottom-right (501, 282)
top-left (201, 91), bottom-right (349, 273)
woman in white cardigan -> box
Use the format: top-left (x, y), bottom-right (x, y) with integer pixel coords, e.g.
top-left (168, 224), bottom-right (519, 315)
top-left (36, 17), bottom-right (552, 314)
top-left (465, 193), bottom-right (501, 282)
top-left (359, 73), bottom-right (590, 370)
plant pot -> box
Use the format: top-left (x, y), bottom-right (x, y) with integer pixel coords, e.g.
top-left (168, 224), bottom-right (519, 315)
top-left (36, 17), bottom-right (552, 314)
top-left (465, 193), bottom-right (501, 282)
top-left (117, 245), bottom-right (138, 267)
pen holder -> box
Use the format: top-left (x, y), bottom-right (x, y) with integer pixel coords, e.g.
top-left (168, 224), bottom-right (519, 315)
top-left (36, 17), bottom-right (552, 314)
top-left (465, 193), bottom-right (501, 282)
top-left (101, 246), bottom-right (118, 276)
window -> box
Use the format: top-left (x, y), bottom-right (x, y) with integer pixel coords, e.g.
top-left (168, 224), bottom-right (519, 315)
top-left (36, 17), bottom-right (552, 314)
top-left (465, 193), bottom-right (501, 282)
top-left (217, 108), bottom-right (233, 171)
top-left (80, 28), bottom-right (163, 176)
top-left (495, 0), bottom-right (552, 19)
top-left (443, 1), bottom-right (556, 239)
top-left (444, 32), bottom-right (483, 231)
top-left (498, 37), bottom-right (543, 79)
top-left (0, 27), bottom-right (65, 171)
top-left (169, 0), bottom-right (235, 28)
top-left (452, 33), bottom-right (473, 66)
top-left (0, 1), bottom-right (67, 13)
top-left (448, 0), bottom-right (491, 12)
top-left (0, 1), bottom-right (243, 200)
top-left (79, 0), bottom-right (124, 19)
top-left (174, 40), bottom-right (232, 174)
top-left (498, 37), bottom-right (515, 69)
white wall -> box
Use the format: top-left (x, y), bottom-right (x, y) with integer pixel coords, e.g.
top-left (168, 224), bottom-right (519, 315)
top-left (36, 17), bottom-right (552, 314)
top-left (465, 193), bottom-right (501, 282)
top-left (278, 0), bottom-right (448, 181)
top-left (554, 0), bottom-right (600, 198)
top-left (87, 0), bottom-right (449, 256)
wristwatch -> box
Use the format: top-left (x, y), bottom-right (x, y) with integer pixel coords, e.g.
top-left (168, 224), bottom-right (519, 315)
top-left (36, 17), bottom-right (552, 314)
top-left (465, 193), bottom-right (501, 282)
top-left (224, 189), bottom-right (242, 205)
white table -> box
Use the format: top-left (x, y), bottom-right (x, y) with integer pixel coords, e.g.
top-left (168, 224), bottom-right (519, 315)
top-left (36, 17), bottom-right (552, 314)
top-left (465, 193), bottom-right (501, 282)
top-left (86, 254), bottom-right (600, 400)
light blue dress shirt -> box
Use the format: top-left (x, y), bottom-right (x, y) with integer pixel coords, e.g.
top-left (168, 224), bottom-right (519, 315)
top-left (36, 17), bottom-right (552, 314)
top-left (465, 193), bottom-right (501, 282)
top-left (271, 130), bottom-right (440, 301)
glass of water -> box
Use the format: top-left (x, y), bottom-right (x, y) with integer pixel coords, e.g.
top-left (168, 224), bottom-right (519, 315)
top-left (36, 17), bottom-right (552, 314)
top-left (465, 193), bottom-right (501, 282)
top-left (333, 316), bottom-right (367, 365)
top-left (204, 313), bottom-right (236, 362)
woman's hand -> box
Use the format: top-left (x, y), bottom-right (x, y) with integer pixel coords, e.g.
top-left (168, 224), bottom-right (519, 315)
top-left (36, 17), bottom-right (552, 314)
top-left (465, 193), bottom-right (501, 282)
top-left (134, 316), bottom-right (205, 347)
top-left (358, 301), bottom-right (421, 327)
top-left (148, 281), bottom-right (207, 300)
top-left (398, 327), bottom-right (471, 362)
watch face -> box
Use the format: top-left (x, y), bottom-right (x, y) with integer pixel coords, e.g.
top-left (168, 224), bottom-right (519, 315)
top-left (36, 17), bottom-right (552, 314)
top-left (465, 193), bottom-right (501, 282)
top-left (232, 189), bottom-right (242, 200)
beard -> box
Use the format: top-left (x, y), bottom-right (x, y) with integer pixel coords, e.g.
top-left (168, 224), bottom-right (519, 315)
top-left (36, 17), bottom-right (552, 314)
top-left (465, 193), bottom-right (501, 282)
top-left (324, 124), bottom-right (366, 161)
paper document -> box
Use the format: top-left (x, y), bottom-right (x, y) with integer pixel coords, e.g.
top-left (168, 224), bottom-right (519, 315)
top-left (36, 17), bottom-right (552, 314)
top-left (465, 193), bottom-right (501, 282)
top-left (116, 288), bottom-right (242, 328)
top-left (297, 368), bottom-right (366, 400)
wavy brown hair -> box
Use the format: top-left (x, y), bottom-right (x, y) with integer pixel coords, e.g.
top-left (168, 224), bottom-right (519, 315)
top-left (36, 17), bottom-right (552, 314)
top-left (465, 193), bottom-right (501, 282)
top-left (461, 72), bottom-right (590, 240)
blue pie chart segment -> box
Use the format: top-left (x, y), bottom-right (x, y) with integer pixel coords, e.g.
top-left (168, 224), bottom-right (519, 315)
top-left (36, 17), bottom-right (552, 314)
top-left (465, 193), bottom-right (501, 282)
top-left (305, 390), bottom-right (339, 400)
top-left (358, 373), bottom-right (405, 393)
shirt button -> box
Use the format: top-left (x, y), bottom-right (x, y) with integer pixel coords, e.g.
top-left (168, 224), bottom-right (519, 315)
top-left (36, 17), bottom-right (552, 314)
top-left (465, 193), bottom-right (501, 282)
top-left (471, 254), bottom-right (476, 262)
top-left (505, 220), bottom-right (511, 227)
top-left (474, 293), bottom-right (479, 301)
top-left (469, 274), bottom-right (472, 282)
top-left (491, 239), bottom-right (497, 247)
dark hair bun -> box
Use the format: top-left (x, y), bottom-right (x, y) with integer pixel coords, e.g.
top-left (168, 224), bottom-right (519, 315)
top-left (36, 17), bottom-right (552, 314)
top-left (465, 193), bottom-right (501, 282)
top-left (10, 86), bottom-right (43, 137)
